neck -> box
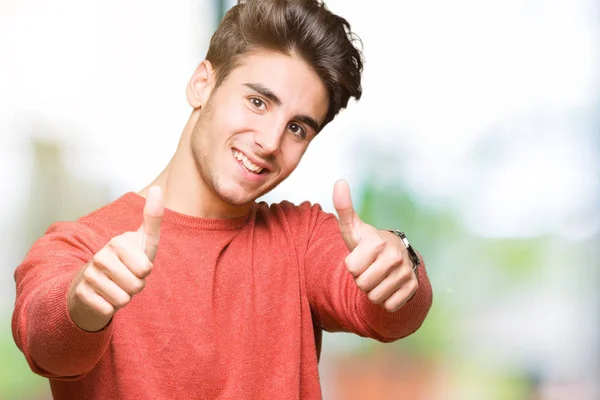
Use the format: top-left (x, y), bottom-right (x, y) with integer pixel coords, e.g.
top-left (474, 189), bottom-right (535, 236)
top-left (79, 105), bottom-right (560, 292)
top-left (138, 110), bottom-right (253, 219)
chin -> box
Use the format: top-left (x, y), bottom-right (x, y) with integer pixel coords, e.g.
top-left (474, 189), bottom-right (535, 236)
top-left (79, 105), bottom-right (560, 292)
top-left (216, 185), bottom-right (259, 206)
top-left (213, 175), bottom-right (280, 206)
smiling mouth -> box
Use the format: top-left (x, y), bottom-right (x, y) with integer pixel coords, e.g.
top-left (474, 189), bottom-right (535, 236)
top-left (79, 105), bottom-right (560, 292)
top-left (233, 149), bottom-right (267, 174)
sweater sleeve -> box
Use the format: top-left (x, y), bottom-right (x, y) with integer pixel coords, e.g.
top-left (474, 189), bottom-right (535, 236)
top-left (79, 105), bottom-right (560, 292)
top-left (303, 204), bottom-right (433, 342)
top-left (11, 221), bottom-right (115, 379)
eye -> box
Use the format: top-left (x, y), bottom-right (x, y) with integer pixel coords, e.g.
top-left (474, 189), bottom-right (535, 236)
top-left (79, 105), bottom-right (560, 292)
top-left (249, 97), bottom-right (266, 111)
top-left (288, 123), bottom-right (307, 139)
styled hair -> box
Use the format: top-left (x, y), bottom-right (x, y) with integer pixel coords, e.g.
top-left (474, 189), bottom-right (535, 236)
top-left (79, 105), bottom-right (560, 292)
top-left (205, 0), bottom-right (363, 130)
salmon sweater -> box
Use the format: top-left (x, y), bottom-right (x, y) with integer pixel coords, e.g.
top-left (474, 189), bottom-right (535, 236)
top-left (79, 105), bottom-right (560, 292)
top-left (12, 192), bottom-right (432, 399)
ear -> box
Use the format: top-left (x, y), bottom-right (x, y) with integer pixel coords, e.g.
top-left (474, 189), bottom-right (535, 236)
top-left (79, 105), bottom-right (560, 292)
top-left (186, 60), bottom-right (215, 109)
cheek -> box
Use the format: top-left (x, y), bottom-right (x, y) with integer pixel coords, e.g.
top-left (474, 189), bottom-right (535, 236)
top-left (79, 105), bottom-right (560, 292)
top-left (278, 140), bottom-right (307, 173)
top-left (201, 99), bottom-right (249, 136)
top-left (239, 110), bottom-right (269, 132)
top-left (221, 101), bottom-right (260, 129)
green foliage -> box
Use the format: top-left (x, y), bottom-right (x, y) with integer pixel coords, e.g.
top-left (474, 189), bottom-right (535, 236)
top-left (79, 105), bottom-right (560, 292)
top-left (354, 173), bottom-right (549, 359)
top-left (0, 327), bottom-right (49, 400)
top-left (476, 238), bottom-right (546, 280)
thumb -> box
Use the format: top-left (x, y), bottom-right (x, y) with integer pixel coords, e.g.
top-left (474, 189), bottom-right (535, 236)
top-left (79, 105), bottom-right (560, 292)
top-left (333, 179), bottom-right (360, 250)
top-left (139, 186), bottom-right (164, 261)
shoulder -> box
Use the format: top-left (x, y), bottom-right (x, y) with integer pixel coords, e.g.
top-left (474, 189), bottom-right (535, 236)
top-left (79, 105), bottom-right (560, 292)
top-left (41, 192), bottom-right (141, 251)
top-left (79, 192), bottom-right (141, 229)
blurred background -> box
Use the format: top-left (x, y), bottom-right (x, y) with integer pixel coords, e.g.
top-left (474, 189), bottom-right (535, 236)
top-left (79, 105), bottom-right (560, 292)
top-left (1, 0), bottom-right (598, 399)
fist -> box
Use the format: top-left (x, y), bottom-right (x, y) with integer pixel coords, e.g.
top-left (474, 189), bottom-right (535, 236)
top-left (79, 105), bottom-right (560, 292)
top-left (333, 180), bottom-right (418, 312)
top-left (68, 186), bottom-right (164, 332)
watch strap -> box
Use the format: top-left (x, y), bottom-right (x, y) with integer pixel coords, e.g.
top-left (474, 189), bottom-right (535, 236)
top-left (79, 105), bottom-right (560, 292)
top-left (388, 230), bottom-right (420, 281)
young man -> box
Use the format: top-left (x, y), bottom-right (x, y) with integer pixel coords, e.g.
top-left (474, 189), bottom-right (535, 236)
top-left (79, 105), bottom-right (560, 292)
top-left (13, 0), bottom-right (432, 398)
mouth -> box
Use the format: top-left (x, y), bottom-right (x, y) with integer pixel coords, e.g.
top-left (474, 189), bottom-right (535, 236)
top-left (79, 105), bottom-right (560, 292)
top-left (232, 149), bottom-right (269, 175)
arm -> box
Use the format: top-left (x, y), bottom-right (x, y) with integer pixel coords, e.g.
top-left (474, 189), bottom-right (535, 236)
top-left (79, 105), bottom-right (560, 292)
top-left (11, 222), bottom-right (114, 379)
top-left (304, 182), bottom-right (433, 342)
top-left (12, 187), bottom-right (164, 379)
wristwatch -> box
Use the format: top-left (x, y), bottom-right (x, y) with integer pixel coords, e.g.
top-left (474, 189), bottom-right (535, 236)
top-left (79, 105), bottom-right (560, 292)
top-left (388, 230), bottom-right (420, 281)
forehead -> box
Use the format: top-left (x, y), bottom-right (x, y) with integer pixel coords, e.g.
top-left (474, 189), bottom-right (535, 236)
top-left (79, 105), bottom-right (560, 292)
top-left (223, 49), bottom-right (329, 122)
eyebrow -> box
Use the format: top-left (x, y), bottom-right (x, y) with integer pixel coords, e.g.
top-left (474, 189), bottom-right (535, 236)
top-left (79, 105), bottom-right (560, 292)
top-left (243, 82), bottom-right (321, 133)
top-left (295, 115), bottom-right (320, 133)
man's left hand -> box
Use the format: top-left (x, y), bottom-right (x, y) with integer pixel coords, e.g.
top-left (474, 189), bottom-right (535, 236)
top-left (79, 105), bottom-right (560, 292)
top-left (333, 179), bottom-right (418, 312)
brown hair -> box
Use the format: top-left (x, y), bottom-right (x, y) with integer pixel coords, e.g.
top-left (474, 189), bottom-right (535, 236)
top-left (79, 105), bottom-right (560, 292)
top-left (205, 0), bottom-right (363, 130)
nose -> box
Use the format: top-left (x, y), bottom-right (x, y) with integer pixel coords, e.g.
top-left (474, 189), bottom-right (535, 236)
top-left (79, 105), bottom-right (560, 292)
top-left (254, 121), bottom-right (284, 156)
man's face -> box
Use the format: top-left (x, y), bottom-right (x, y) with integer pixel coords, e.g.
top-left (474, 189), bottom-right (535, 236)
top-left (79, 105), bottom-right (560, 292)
top-left (190, 49), bottom-right (329, 207)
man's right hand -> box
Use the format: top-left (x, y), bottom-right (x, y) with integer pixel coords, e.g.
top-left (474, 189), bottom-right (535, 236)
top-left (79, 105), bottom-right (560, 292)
top-left (67, 186), bottom-right (164, 332)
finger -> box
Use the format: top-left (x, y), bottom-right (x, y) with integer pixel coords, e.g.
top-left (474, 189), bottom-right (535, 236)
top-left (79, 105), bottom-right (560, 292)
top-left (139, 186), bottom-right (164, 261)
top-left (76, 282), bottom-right (116, 319)
top-left (95, 244), bottom-right (147, 294)
top-left (84, 266), bottom-right (132, 310)
top-left (354, 257), bottom-right (396, 293)
top-left (366, 267), bottom-right (412, 305)
top-left (108, 233), bottom-right (154, 279)
top-left (333, 179), bottom-right (359, 250)
top-left (354, 241), bottom-right (405, 291)
top-left (344, 238), bottom-right (381, 278)
top-left (382, 281), bottom-right (419, 313)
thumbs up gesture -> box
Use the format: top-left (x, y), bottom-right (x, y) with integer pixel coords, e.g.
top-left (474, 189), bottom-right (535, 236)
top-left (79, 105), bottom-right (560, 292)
top-left (333, 180), bottom-right (418, 313)
top-left (68, 186), bottom-right (164, 332)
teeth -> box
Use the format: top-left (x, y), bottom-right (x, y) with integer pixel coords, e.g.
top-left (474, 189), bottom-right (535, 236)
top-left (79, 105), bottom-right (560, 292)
top-left (233, 150), bottom-right (264, 173)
